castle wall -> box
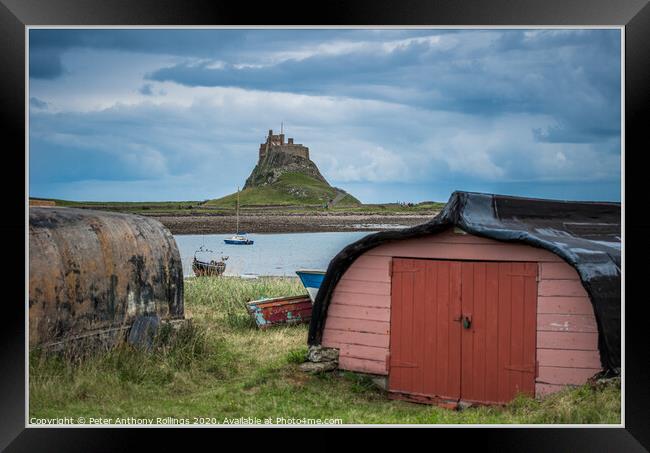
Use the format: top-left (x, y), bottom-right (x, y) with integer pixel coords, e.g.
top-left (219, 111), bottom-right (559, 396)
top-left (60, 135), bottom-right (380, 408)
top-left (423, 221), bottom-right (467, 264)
top-left (259, 130), bottom-right (310, 160)
top-left (259, 144), bottom-right (309, 160)
top-left (275, 144), bottom-right (309, 159)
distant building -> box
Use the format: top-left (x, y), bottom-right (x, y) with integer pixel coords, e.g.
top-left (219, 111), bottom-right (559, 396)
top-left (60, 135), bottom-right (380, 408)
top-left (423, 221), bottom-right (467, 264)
top-left (259, 129), bottom-right (309, 160)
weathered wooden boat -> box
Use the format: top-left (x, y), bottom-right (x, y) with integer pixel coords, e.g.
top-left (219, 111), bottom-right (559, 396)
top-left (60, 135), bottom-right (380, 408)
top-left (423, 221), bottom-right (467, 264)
top-left (192, 257), bottom-right (227, 276)
top-left (246, 295), bottom-right (313, 329)
top-left (192, 245), bottom-right (228, 277)
top-left (296, 269), bottom-right (326, 303)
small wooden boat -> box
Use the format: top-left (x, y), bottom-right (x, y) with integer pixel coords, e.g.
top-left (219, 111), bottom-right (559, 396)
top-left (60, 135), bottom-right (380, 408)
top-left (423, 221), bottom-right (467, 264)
top-left (192, 257), bottom-right (227, 276)
top-left (192, 245), bottom-right (228, 277)
top-left (246, 295), bottom-right (313, 329)
top-left (296, 269), bottom-right (326, 303)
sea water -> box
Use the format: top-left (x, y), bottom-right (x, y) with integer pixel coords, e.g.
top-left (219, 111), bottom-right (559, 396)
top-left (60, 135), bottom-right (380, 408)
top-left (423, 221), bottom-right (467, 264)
top-left (174, 231), bottom-right (376, 278)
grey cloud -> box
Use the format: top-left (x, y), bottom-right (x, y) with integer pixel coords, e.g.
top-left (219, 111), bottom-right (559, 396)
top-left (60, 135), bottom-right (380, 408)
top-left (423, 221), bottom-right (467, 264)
top-left (145, 29), bottom-right (620, 145)
top-left (139, 83), bottom-right (154, 95)
top-left (30, 97), bottom-right (49, 109)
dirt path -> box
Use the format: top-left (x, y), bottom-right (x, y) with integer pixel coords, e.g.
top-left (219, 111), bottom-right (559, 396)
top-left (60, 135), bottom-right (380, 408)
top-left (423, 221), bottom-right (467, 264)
top-left (328, 191), bottom-right (348, 208)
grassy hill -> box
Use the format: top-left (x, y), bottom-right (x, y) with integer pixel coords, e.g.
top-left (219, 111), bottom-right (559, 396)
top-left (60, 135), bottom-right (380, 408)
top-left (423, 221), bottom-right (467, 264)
top-left (206, 172), bottom-right (361, 208)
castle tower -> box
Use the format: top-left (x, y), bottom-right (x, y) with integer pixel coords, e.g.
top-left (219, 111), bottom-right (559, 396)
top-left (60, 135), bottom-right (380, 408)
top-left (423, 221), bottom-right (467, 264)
top-left (258, 128), bottom-right (309, 160)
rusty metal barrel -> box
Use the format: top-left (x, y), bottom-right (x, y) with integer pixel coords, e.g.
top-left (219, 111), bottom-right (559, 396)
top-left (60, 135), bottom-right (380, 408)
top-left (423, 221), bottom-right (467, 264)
top-left (29, 207), bottom-right (184, 348)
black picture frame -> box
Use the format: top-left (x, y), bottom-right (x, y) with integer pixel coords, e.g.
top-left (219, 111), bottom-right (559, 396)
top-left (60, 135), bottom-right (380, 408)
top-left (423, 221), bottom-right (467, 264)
top-left (2, 0), bottom-right (648, 450)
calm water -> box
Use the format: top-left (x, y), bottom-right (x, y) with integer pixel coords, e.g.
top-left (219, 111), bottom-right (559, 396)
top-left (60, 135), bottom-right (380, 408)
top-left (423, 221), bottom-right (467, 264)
top-left (174, 232), bottom-right (376, 278)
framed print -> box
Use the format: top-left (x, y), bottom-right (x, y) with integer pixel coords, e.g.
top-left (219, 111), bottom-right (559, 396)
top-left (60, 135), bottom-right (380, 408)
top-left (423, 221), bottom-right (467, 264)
top-left (1, 0), bottom-right (648, 450)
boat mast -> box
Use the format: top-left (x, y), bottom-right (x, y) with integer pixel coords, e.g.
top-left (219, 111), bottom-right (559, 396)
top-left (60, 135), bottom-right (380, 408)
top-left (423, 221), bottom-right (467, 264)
top-left (236, 186), bottom-right (240, 234)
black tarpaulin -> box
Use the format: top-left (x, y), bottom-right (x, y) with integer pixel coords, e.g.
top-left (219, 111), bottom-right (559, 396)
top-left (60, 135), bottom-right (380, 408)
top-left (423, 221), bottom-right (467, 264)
top-left (308, 191), bottom-right (621, 375)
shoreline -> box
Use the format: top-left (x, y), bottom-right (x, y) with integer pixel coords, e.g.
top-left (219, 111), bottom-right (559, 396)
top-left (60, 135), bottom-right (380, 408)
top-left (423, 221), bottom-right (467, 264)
top-left (154, 213), bottom-right (436, 235)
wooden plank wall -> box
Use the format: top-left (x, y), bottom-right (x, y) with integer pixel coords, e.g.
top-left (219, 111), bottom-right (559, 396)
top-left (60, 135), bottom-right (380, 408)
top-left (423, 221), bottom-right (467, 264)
top-left (321, 228), bottom-right (602, 398)
top-left (535, 261), bottom-right (601, 397)
top-left (322, 254), bottom-right (392, 375)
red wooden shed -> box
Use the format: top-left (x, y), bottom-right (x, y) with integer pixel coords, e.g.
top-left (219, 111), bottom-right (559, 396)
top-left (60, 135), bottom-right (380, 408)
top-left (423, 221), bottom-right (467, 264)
top-left (308, 192), bottom-right (620, 406)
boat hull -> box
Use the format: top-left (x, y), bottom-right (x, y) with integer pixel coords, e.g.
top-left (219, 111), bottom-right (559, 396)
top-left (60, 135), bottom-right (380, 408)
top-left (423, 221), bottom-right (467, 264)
top-left (246, 295), bottom-right (312, 329)
top-left (296, 270), bottom-right (326, 303)
top-left (192, 258), bottom-right (226, 277)
top-left (224, 239), bottom-right (254, 245)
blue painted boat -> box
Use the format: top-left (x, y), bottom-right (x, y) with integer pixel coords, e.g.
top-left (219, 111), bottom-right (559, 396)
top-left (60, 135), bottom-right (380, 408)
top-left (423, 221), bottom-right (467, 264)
top-left (296, 269), bottom-right (326, 303)
top-left (224, 234), bottom-right (254, 245)
top-left (224, 187), bottom-right (254, 245)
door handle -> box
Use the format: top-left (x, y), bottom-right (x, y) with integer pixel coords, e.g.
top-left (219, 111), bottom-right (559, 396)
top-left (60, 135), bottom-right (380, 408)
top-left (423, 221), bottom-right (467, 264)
top-left (453, 314), bottom-right (472, 329)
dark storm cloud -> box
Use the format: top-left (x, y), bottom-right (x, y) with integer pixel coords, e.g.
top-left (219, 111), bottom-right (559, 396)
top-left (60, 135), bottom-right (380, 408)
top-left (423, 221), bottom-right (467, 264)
top-left (144, 29), bottom-right (620, 144)
top-left (27, 28), bottom-right (450, 84)
top-left (29, 97), bottom-right (49, 109)
top-left (28, 28), bottom-right (441, 62)
top-left (29, 48), bottom-right (66, 79)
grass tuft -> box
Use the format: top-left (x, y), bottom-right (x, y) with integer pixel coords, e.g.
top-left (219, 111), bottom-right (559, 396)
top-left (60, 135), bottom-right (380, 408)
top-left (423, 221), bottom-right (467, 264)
top-left (285, 346), bottom-right (308, 364)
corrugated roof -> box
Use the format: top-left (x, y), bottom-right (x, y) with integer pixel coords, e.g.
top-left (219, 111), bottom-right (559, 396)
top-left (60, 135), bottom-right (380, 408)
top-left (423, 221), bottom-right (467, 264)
top-left (308, 191), bottom-right (621, 375)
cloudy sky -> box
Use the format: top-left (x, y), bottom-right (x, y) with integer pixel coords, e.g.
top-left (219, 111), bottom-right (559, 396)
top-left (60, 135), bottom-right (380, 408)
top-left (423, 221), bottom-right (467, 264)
top-left (29, 28), bottom-right (621, 203)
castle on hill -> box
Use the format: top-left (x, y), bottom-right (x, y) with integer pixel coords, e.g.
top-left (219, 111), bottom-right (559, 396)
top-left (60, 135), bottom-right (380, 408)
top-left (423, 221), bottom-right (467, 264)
top-left (244, 127), bottom-right (326, 190)
top-left (240, 127), bottom-right (359, 206)
top-left (259, 129), bottom-right (309, 160)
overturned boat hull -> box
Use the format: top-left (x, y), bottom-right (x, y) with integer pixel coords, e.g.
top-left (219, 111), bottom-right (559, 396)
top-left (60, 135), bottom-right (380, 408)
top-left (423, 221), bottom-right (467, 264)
top-left (29, 207), bottom-right (184, 348)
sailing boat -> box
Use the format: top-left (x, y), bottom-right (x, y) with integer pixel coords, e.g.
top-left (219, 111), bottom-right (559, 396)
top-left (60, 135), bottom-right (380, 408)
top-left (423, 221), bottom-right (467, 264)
top-left (224, 187), bottom-right (254, 245)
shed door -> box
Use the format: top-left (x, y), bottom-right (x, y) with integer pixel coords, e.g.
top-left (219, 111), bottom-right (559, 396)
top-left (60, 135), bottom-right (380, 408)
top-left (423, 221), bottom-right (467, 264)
top-left (389, 259), bottom-right (537, 404)
top-left (389, 259), bottom-right (462, 401)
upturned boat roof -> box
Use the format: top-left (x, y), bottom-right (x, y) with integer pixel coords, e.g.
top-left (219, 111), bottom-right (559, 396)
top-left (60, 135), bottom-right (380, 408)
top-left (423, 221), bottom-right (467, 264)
top-left (308, 191), bottom-right (621, 375)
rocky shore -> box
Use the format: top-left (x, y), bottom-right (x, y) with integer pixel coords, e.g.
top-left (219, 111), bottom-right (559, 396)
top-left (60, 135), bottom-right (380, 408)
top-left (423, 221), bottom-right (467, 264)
top-left (152, 213), bottom-right (436, 234)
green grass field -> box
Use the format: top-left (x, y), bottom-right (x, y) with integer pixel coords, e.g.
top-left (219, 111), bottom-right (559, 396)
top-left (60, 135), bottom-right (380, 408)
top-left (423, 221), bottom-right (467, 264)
top-left (30, 196), bottom-right (445, 217)
top-left (29, 277), bottom-right (621, 425)
top-left (30, 198), bottom-right (208, 215)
